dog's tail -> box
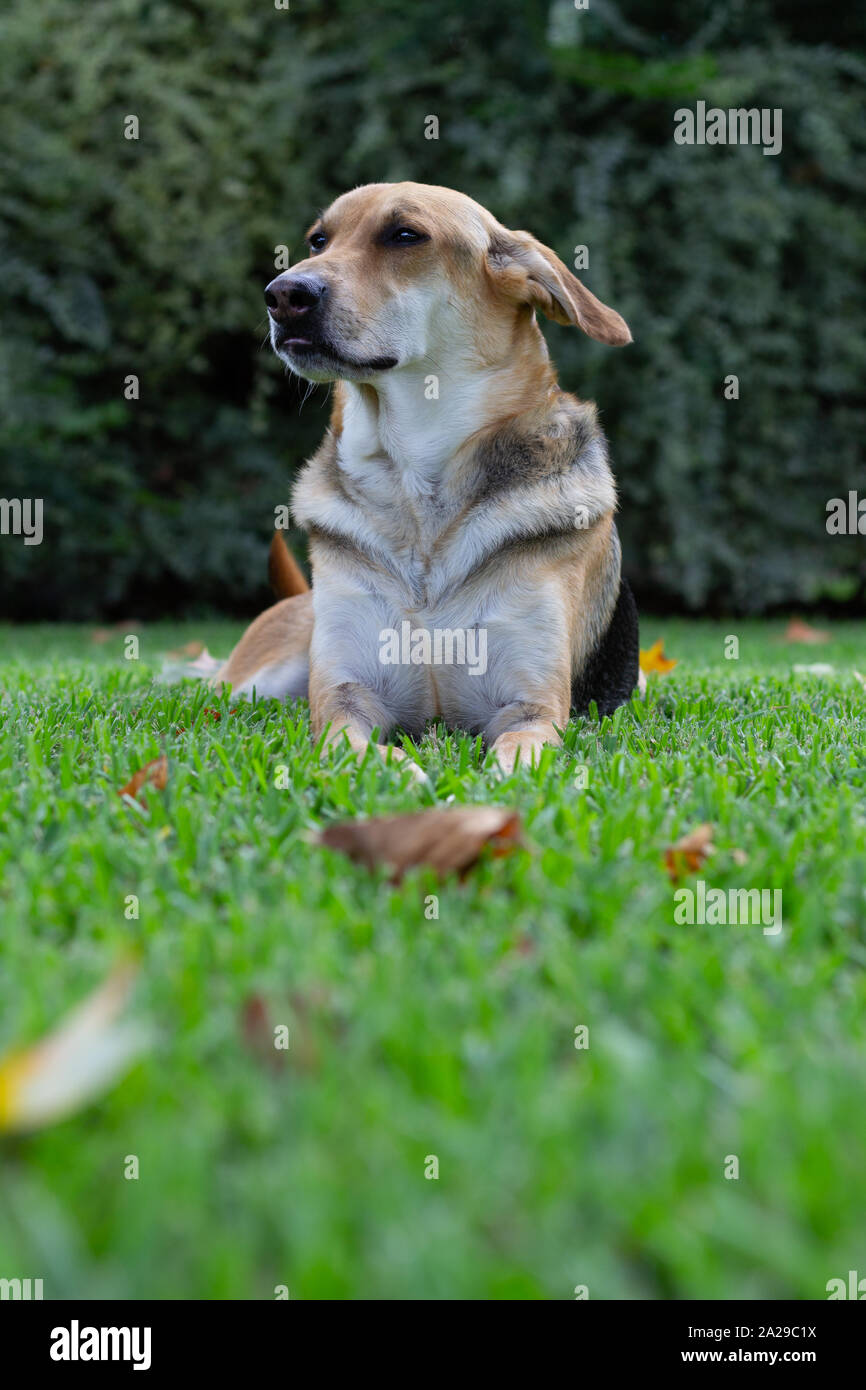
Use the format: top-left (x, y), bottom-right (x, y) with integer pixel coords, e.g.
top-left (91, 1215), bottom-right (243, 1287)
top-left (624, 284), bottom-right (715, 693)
top-left (268, 531), bottom-right (310, 598)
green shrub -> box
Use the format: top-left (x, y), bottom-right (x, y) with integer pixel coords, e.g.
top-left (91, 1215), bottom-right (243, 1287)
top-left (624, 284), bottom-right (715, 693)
top-left (0, 0), bottom-right (863, 617)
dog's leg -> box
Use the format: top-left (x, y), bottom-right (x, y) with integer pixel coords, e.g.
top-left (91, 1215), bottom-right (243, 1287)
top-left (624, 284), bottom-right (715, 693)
top-left (569, 573), bottom-right (641, 716)
top-left (307, 579), bottom-right (429, 782)
top-left (312, 674), bottom-right (399, 755)
top-left (486, 695), bottom-right (571, 775)
top-left (478, 579), bottom-right (573, 774)
top-left (309, 671), bottom-right (428, 783)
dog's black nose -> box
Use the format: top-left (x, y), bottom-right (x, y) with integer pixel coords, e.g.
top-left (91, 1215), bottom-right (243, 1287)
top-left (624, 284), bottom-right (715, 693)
top-left (264, 274), bottom-right (327, 321)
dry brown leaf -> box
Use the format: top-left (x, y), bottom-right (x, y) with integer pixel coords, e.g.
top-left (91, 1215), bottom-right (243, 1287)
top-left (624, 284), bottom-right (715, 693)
top-left (240, 994), bottom-right (285, 1072)
top-left (241, 987), bottom-right (339, 1075)
top-left (784, 618), bottom-right (829, 645)
top-left (640, 639), bottom-right (678, 675)
top-left (90, 628), bottom-right (113, 645)
top-left (318, 805), bottom-right (523, 882)
top-left (118, 754), bottom-right (168, 800)
top-left (664, 822), bottom-right (715, 883)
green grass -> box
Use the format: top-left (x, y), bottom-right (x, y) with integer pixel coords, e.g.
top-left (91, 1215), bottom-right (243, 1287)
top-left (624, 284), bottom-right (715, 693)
top-left (1, 616), bottom-right (865, 1300)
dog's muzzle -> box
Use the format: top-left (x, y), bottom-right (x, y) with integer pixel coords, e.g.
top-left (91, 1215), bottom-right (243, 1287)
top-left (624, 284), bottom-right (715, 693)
top-left (264, 272), bottom-right (398, 375)
top-left (265, 273), bottom-right (328, 353)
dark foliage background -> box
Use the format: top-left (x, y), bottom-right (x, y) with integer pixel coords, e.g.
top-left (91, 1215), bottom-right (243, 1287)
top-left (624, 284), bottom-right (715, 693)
top-left (1, 0), bottom-right (863, 620)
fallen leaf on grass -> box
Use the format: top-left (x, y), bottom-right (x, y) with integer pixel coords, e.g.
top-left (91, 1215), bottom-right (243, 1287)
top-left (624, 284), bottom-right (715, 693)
top-left (241, 994), bottom-right (285, 1072)
top-left (0, 961), bottom-right (149, 1133)
top-left (317, 806), bottom-right (523, 882)
top-left (664, 823), bottom-right (714, 883)
top-left (784, 618), bottom-right (829, 645)
top-left (118, 754), bottom-right (168, 800)
top-left (640, 639), bottom-right (678, 675)
top-left (241, 987), bottom-right (340, 1074)
top-left (852, 671), bottom-right (866, 693)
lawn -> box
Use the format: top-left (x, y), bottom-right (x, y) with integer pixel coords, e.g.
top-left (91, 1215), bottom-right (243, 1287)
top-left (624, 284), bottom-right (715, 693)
top-left (0, 616), bottom-right (865, 1300)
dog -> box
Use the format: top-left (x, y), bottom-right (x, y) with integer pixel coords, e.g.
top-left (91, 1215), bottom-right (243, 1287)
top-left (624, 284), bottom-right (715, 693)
top-left (216, 182), bottom-right (639, 775)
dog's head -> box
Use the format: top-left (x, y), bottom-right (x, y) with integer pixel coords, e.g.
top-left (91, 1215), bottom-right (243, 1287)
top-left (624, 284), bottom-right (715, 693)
top-left (265, 182), bottom-right (631, 383)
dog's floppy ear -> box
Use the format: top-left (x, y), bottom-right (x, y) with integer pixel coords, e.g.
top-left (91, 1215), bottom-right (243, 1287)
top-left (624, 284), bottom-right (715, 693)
top-left (487, 229), bottom-right (632, 346)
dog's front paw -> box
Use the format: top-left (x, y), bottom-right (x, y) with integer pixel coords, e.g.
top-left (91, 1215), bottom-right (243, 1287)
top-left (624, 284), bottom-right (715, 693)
top-left (327, 729), bottom-right (428, 786)
top-left (490, 731), bottom-right (547, 775)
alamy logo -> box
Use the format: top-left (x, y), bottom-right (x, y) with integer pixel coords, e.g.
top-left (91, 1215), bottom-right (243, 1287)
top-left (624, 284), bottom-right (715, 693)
top-left (674, 880), bottom-right (782, 935)
top-left (0, 1277), bottom-right (43, 1299)
top-left (379, 621), bottom-right (488, 676)
top-left (826, 1270), bottom-right (866, 1299)
top-left (50, 1320), bottom-right (152, 1371)
top-left (674, 102), bottom-right (782, 156)
top-left (0, 497), bottom-right (43, 545)
top-left (826, 491), bottom-right (866, 535)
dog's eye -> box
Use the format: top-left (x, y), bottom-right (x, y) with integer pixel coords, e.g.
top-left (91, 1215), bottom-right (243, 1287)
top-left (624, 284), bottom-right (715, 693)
top-left (384, 227), bottom-right (428, 246)
top-left (308, 231), bottom-right (327, 253)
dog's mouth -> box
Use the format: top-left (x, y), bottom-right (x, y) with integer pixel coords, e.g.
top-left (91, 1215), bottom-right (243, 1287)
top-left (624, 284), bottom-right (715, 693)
top-left (272, 327), bottom-right (398, 376)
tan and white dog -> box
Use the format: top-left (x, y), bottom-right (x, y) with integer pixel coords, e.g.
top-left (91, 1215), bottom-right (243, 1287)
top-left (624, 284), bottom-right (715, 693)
top-left (217, 182), bottom-right (640, 774)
